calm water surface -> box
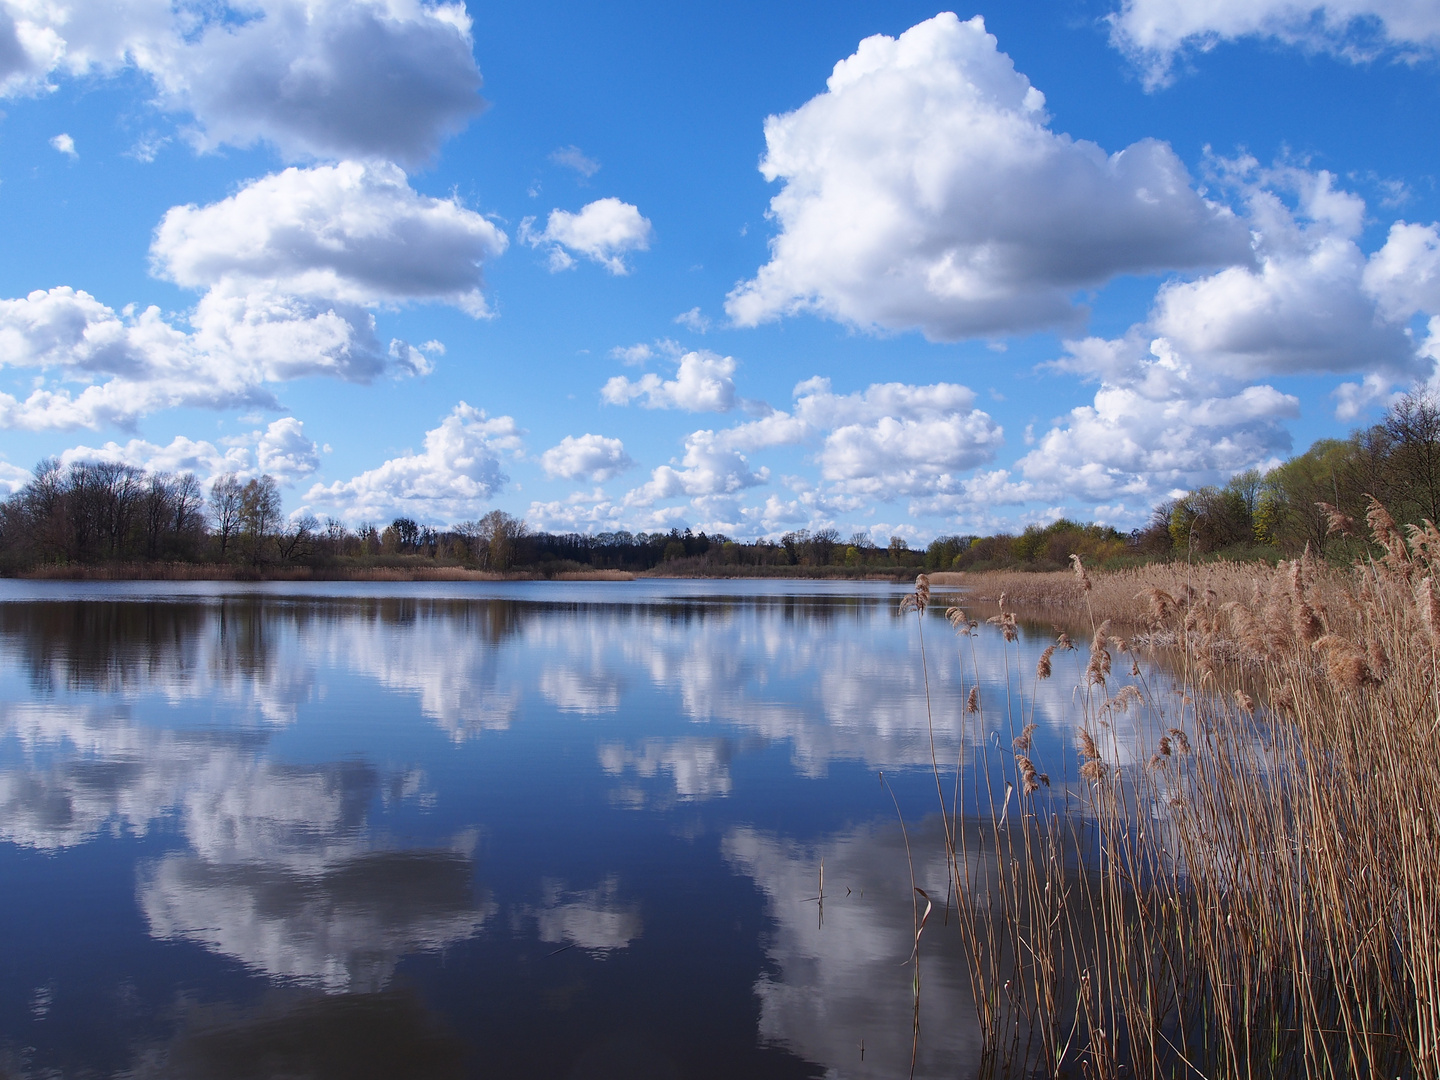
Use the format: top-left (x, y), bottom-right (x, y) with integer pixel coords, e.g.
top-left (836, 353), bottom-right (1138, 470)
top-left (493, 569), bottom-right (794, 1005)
top-left (0, 579), bottom-right (1116, 1079)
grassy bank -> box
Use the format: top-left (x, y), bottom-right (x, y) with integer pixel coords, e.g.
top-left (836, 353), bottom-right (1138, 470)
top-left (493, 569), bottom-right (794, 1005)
top-left (905, 511), bottom-right (1439, 1078)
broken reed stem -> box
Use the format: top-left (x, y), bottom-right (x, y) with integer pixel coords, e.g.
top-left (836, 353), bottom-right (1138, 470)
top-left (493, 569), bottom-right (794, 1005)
top-left (910, 513), bottom-right (1440, 1080)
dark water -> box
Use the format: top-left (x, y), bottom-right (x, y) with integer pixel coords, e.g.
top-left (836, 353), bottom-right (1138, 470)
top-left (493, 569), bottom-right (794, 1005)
top-left (0, 580), bottom-right (1106, 1079)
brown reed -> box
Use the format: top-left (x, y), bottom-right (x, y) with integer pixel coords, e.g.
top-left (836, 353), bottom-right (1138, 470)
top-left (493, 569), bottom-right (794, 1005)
top-left (910, 503), bottom-right (1440, 1080)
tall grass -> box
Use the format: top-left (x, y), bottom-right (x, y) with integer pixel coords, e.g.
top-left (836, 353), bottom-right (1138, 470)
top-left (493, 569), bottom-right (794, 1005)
top-left (907, 503), bottom-right (1440, 1079)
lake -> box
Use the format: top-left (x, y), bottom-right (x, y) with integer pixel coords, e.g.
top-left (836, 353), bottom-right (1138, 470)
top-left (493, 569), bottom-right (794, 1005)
top-left (0, 579), bottom-right (1112, 1079)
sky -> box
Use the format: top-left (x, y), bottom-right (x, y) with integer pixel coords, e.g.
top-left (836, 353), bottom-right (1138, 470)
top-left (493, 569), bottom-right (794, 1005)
top-left (1, 0), bottom-right (1438, 542)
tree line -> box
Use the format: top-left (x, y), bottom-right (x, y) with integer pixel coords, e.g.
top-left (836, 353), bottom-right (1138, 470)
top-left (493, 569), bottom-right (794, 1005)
top-left (923, 389), bottom-right (1440, 572)
top-left (11, 390), bottom-right (1430, 576)
top-left (0, 460), bottom-right (928, 575)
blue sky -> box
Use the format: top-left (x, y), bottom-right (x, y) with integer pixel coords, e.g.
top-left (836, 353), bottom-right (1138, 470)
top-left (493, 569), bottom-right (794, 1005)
top-left (1, 0), bottom-right (1438, 541)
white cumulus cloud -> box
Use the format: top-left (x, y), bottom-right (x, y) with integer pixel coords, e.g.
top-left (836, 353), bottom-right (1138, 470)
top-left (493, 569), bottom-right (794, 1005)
top-left (55, 418), bottom-right (321, 485)
top-left (0, 0), bottom-right (484, 164)
top-left (0, 459), bottom-right (32, 494)
top-left (540, 434), bottom-right (635, 482)
top-left (1142, 172), bottom-right (1422, 379)
top-left (152, 160), bottom-right (507, 317)
top-left (305, 403), bottom-right (523, 523)
top-left (0, 162), bottom-right (501, 430)
top-left (48, 132), bottom-right (75, 157)
top-left (1109, 0), bottom-right (1440, 88)
top-left (602, 351), bottom-right (737, 412)
top-left (1363, 220), bottom-right (1440, 322)
top-left (254, 418), bottom-right (322, 482)
top-left (792, 378), bottom-right (1004, 497)
top-left (623, 429), bottom-right (770, 517)
top-left (726, 12), bottom-right (1250, 340)
top-left (1010, 167), bottom-right (1440, 512)
top-left (522, 197), bottom-right (653, 275)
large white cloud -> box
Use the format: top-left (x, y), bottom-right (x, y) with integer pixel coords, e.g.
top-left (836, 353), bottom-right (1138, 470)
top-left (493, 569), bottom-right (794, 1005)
top-left (1143, 174), bottom-right (1423, 379)
top-left (726, 12), bottom-right (1250, 340)
top-left (602, 351), bottom-right (738, 412)
top-left (0, 288), bottom-right (279, 428)
top-left (305, 402), bottom-right (523, 523)
top-left (521, 197), bottom-right (653, 275)
top-left (978, 169), bottom-right (1440, 520)
top-left (0, 0), bottom-right (483, 163)
top-left (0, 163), bottom-right (503, 430)
top-left (1015, 369), bottom-right (1298, 503)
top-left (153, 161), bottom-right (507, 317)
top-left (1110, 0), bottom-right (1440, 87)
top-left (539, 434), bottom-right (635, 483)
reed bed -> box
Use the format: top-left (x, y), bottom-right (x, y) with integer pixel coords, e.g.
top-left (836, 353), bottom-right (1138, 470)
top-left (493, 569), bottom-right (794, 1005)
top-left (908, 503), bottom-right (1440, 1079)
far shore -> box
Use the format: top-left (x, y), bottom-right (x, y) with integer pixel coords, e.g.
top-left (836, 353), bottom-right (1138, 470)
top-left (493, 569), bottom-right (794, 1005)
top-left (3, 561), bottom-right (943, 584)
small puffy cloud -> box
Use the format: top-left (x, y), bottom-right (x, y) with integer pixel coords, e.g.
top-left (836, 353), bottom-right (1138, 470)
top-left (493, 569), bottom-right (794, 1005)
top-left (188, 288), bottom-right (399, 383)
top-left (254, 418), bottom-right (322, 482)
top-left (525, 489), bottom-right (627, 532)
top-left (674, 307), bottom-right (710, 332)
top-left (609, 343), bottom-right (653, 365)
top-left (1333, 372), bottom-right (1399, 421)
top-left (614, 375), bottom-right (1003, 526)
top-left (713, 411), bottom-right (813, 453)
top-left (49, 132), bottom-right (76, 157)
top-left (152, 160), bottom-right (507, 317)
top-left (623, 429), bottom-right (769, 509)
top-left (792, 379), bottom-right (1004, 496)
top-left (1151, 242), bottom-right (1417, 377)
top-left (602, 351), bottom-right (737, 412)
top-left (522, 198), bottom-right (653, 275)
top-left (1109, 0), bottom-right (1440, 88)
top-left (540, 434), bottom-right (635, 482)
top-left (305, 402), bottom-right (523, 523)
top-left (1363, 220), bottom-right (1440, 322)
top-left (0, 459), bottom-right (31, 495)
top-left (726, 12), bottom-right (1250, 340)
top-left (1, 0), bottom-right (484, 164)
top-left (549, 145), bottom-right (600, 177)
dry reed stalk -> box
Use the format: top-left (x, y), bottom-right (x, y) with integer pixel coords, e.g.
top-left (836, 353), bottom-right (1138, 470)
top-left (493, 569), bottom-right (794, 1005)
top-left (911, 508), bottom-right (1440, 1080)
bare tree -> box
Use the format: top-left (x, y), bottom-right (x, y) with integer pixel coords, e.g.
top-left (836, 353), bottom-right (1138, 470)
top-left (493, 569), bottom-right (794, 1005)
top-left (276, 513), bottom-right (319, 562)
top-left (143, 472), bottom-right (176, 558)
top-left (238, 475), bottom-right (282, 565)
top-left (1383, 389), bottom-right (1440, 525)
top-left (172, 473), bottom-right (204, 541)
top-left (210, 473), bottom-right (244, 557)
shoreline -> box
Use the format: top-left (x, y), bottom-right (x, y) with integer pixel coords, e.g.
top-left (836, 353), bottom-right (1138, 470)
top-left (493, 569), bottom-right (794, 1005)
top-left (4, 562), bottom-right (931, 583)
